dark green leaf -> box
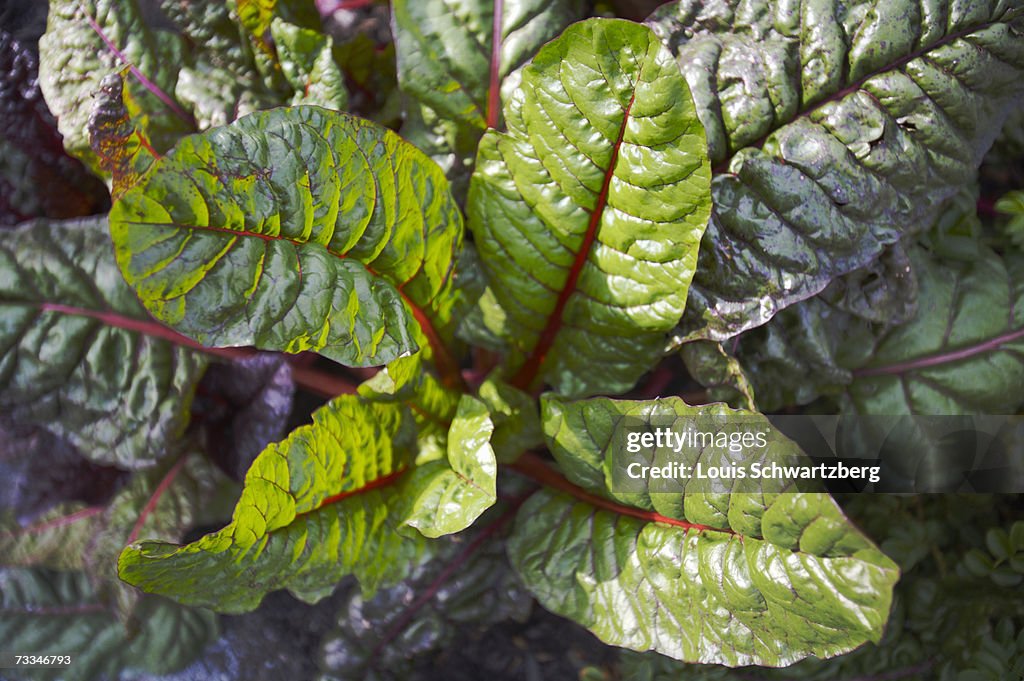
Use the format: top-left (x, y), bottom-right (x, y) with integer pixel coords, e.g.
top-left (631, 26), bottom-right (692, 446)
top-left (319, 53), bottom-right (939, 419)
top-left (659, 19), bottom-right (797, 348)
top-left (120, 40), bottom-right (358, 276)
top-left (0, 217), bottom-right (206, 468)
top-left (648, 0), bottom-right (1024, 340)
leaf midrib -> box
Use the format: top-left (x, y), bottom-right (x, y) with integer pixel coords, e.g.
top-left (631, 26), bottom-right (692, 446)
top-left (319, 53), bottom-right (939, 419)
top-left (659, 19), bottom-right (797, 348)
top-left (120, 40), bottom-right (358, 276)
top-left (853, 326), bottom-right (1024, 378)
top-left (510, 88), bottom-right (639, 390)
top-left (709, 12), bottom-right (1015, 175)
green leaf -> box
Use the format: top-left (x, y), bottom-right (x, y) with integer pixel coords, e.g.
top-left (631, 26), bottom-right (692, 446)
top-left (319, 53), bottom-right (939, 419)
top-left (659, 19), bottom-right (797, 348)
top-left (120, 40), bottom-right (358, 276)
top-left (0, 217), bottom-right (206, 468)
top-left (467, 18), bottom-right (712, 397)
top-left (393, 0), bottom-right (585, 132)
top-left (0, 568), bottom-right (216, 681)
top-left (647, 1), bottom-right (1024, 340)
top-left (38, 0), bottom-right (196, 175)
top-left (118, 393), bottom-right (499, 613)
top-left (0, 454), bottom-right (230, 583)
top-left (118, 395), bottom-right (424, 612)
top-left (678, 340), bottom-right (757, 411)
top-left (507, 396), bottom-right (899, 666)
top-left (110, 106), bottom-right (463, 367)
top-left (844, 246), bottom-right (1024, 415)
top-left (477, 376), bottom-right (543, 462)
top-left (401, 395), bottom-right (498, 538)
top-left (271, 18), bottom-right (349, 110)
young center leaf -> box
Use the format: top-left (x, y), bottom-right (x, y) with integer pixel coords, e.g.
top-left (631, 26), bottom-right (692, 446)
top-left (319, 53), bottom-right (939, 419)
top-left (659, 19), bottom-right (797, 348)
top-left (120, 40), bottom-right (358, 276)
top-left (468, 18), bottom-right (712, 397)
top-left (0, 218), bottom-right (206, 468)
top-left (110, 106), bottom-right (462, 367)
top-left (648, 0), bottom-right (1024, 341)
top-left (118, 393), bottom-right (499, 613)
top-left (507, 396), bottom-right (899, 666)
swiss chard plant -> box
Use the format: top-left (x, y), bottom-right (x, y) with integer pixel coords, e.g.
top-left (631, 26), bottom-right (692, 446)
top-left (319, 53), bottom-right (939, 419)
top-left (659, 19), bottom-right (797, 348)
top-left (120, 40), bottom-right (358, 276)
top-left (2, 0), bottom-right (1024, 679)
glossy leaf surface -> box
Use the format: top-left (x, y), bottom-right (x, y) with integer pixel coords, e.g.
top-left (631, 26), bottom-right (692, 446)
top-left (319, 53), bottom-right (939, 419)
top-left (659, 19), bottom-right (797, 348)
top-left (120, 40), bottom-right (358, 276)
top-left (110, 106), bottom-right (462, 367)
top-left (507, 396), bottom-right (899, 666)
top-left (648, 0), bottom-right (1024, 340)
top-left (468, 18), bottom-right (712, 396)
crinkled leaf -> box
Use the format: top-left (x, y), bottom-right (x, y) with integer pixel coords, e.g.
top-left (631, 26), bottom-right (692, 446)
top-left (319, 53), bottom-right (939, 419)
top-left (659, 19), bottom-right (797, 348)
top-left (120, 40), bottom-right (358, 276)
top-left (468, 18), bottom-right (712, 397)
top-left (0, 217), bottom-right (207, 468)
top-left (738, 233), bottom-right (1024, 415)
top-left (392, 0), bottom-right (585, 132)
top-left (271, 18), bottom-right (349, 110)
top-left (196, 353), bottom-right (295, 481)
top-left (647, 0), bottom-right (1024, 340)
top-left (110, 106), bottom-right (462, 367)
top-left (119, 393), bottom-right (496, 613)
top-left (392, 0), bottom-right (585, 196)
top-left (401, 395), bottom-right (497, 538)
top-left (38, 0), bottom-right (196, 174)
top-left (0, 567), bottom-right (217, 681)
top-left (678, 340), bottom-right (756, 411)
top-left (318, 508), bottom-right (530, 681)
top-left (0, 454), bottom-right (226, 580)
top-left (0, 30), bottom-right (108, 224)
top-left (506, 396), bottom-right (899, 666)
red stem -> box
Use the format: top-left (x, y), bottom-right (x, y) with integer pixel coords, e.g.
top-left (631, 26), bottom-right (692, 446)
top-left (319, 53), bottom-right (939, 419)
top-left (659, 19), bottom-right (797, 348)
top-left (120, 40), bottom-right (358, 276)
top-left (506, 453), bottom-right (732, 535)
top-left (399, 288), bottom-right (466, 392)
top-left (486, 0), bottom-right (504, 129)
top-left (83, 13), bottom-right (196, 128)
top-left (0, 506), bottom-right (105, 538)
top-left (128, 454), bottom-right (189, 544)
top-left (315, 468), bottom-right (408, 509)
top-left (288, 363), bottom-right (359, 399)
top-left (511, 91), bottom-right (637, 390)
top-left (853, 327), bottom-right (1024, 378)
top-left (710, 18), bottom-right (1003, 175)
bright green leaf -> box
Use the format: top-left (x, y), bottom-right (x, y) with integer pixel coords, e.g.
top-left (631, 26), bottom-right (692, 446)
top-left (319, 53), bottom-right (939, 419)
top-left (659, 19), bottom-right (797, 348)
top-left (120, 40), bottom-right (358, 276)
top-left (468, 18), bottom-right (712, 397)
top-left (110, 106), bottom-right (463, 367)
top-left (507, 396), bottom-right (899, 666)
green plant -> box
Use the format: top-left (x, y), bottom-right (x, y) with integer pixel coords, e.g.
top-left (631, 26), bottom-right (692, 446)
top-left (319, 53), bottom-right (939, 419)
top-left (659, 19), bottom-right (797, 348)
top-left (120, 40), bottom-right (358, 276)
top-left (2, 0), bottom-right (1023, 679)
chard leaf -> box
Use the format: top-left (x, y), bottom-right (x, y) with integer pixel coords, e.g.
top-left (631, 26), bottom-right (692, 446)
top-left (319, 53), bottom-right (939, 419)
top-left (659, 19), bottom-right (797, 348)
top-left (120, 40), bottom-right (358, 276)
top-left (477, 376), bottom-right (542, 462)
top-left (507, 396), bottom-right (899, 666)
top-left (110, 106), bottom-right (463, 367)
top-left (845, 246), bottom-right (1024, 415)
top-left (401, 395), bottom-right (497, 538)
top-left (38, 0), bottom-right (196, 174)
top-left (392, 0), bottom-right (585, 132)
top-left (119, 393), bottom-right (496, 612)
top-left (648, 0), bottom-right (1024, 340)
top-left (468, 18), bottom-right (712, 397)
top-left (0, 217), bottom-right (207, 468)
top-left (0, 454), bottom-right (228, 582)
top-left (270, 18), bottom-right (349, 110)
top-left (0, 567), bottom-right (217, 681)
top-left (737, 233), bottom-right (1024, 415)
top-left (318, 506), bottom-right (530, 681)
top-left (87, 72), bottom-right (159, 199)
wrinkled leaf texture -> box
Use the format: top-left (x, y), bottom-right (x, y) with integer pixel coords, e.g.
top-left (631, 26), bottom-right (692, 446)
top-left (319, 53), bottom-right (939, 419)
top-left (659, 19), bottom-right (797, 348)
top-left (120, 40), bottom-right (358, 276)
top-left (0, 217), bottom-right (206, 468)
top-left (508, 396), bottom-right (899, 666)
top-left (118, 393), bottom-right (498, 612)
top-left (110, 106), bottom-right (462, 368)
top-left (648, 0), bottom-right (1024, 340)
top-left (468, 18), bottom-right (712, 397)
